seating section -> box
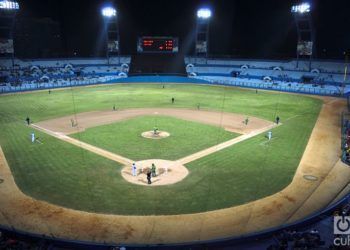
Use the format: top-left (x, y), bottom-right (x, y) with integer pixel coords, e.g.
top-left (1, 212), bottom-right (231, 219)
top-left (185, 57), bottom-right (350, 96)
top-left (0, 57), bottom-right (131, 93)
top-left (342, 114), bottom-right (350, 165)
top-left (1, 56), bottom-right (349, 96)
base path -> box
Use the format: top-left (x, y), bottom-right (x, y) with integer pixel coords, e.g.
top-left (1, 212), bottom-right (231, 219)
top-left (178, 123), bottom-right (279, 165)
top-left (31, 124), bottom-right (133, 166)
top-left (0, 97), bottom-right (349, 244)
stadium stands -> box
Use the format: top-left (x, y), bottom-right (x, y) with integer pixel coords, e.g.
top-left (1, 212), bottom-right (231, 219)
top-left (342, 113), bottom-right (350, 165)
top-left (185, 57), bottom-right (349, 96)
top-left (1, 56), bottom-right (349, 97)
top-left (0, 57), bottom-right (131, 93)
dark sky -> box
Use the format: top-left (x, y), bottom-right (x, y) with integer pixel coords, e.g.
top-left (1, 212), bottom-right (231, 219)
top-left (16, 0), bottom-right (350, 59)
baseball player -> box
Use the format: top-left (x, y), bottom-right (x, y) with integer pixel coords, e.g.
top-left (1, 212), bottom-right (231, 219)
top-left (244, 117), bottom-right (249, 125)
top-left (31, 132), bottom-right (35, 143)
top-left (131, 163), bottom-right (137, 177)
top-left (267, 131), bottom-right (272, 140)
top-left (151, 163), bottom-right (156, 177)
top-left (276, 116), bottom-right (280, 124)
top-left (147, 169), bottom-right (152, 184)
top-left (153, 127), bottom-right (159, 135)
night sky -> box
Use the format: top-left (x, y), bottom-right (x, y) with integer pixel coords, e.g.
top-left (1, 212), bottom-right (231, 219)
top-left (16, 0), bottom-right (350, 59)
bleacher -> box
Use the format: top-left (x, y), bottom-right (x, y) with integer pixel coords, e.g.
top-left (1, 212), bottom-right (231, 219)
top-left (185, 57), bottom-right (349, 96)
top-left (0, 57), bottom-right (131, 93)
top-left (342, 112), bottom-right (350, 165)
top-left (1, 56), bottom-right (349, 97)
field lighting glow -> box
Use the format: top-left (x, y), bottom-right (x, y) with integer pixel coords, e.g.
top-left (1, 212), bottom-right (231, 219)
top-left (102, 6), bottom-right (116, 17)
top-left (197, 8), bottom-right (212, 19)
top-left (291, 3), bottom-right (311, 13)
top-left (0, 0), bottom-right (19, 10)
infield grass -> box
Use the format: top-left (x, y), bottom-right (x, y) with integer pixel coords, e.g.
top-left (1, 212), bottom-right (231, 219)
top-left (0, 84), bottom-right (322, 215)
top-left (71, 116), bottom-right (238, 161)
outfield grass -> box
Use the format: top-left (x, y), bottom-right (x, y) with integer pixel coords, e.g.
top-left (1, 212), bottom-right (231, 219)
top-left (0, 84), bottom-right (322, 215)
top-left (71, 115), bottom-right (238, 161)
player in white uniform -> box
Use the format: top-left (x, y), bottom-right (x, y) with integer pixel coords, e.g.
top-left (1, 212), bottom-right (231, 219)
top-left (131, 163), bottom-right (137, 176)
top-left (31, 133), bottom-right (35, 143)
top-left (267, 131), bottom-right (272, 140)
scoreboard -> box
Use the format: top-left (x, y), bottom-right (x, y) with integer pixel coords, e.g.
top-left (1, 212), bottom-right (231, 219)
top-left (137, 37), bottom-right (178, 53)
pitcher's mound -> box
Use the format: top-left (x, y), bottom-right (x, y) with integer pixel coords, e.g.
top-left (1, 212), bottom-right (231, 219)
top-left (121, 159), bottom-right (188, 186)
top-left (141, 131), bottom-right (170, 139)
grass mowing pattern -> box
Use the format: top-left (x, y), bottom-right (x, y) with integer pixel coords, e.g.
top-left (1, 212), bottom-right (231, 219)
top-left (0, 84), bottom-right (322, 215)
top-left (71, 116), bottom-right (238, 161)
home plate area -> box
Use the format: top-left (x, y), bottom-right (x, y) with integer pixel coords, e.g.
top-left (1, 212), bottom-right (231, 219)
top-left (121, 159), bottom-right (189, 186)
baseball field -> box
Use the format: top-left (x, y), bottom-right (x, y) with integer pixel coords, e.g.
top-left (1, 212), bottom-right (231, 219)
top-left (0, 83), bottom-right (322, 216)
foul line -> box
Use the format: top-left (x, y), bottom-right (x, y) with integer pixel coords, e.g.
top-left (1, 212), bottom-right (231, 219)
top-left (177, 123), bottom-right (281, 165)
top-left (31, 124), bottom-right (134, 166)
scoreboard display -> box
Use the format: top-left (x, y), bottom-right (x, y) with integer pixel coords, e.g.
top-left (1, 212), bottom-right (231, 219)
top-left (137, 37), bottom-right (178, 53)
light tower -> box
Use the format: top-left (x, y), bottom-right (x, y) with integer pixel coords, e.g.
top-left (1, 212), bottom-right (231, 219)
top-left (101, 4), bottom-right (120, 64)
top-left (291, 2), bottom-right (314, 69)
top-left (0, 0), bottom-right (20, 66)
top-left (195, 8), bottom-right (212, 58)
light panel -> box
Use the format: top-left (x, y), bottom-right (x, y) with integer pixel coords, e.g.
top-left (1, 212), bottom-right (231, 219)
top-left (0, 0), bottom-right (19, 10)
top-left (197, 8), bottom-right (212, 19)
top-left (291, 3), bottom-right (311, 13)
top-left (102, 7), bottom-right (116, 17)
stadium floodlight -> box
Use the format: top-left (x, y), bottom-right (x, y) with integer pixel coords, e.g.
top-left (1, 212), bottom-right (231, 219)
top-left (0, 0), bottom-right (20, 10)
top-left (101, 6), bottom-right (116, 17)
top-left (197, 8), bottom-right (212, 19)
top-left (291, 3), bottom-right (311, 13)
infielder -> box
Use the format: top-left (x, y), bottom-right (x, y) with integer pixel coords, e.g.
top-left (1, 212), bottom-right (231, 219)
top-left (244, 117), bottom-right (249, 125)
